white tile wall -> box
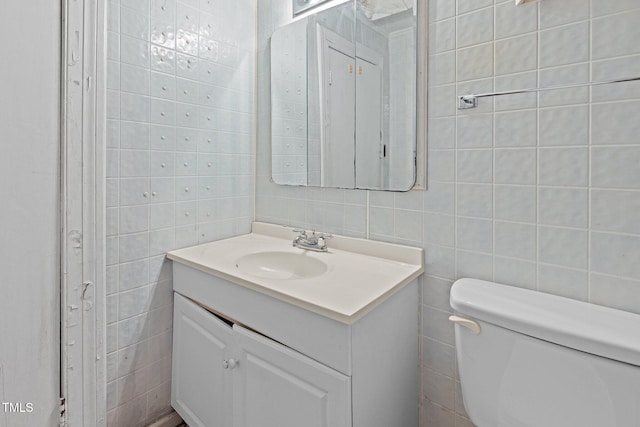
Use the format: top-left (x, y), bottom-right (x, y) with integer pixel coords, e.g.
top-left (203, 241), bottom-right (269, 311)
top-left (106, 0), bottom-right (255, 425)
top-left (257, 1), bottom-right (640, 426)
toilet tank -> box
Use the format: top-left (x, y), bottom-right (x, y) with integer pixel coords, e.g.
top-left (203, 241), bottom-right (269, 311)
top-left (450, 278), bottom-right (640, 427)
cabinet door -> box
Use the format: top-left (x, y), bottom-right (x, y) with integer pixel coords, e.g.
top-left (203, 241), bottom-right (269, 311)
top-left (172, 293), bottom-right (233, 427)
top-left (233, 325), bottom-right (351, 427)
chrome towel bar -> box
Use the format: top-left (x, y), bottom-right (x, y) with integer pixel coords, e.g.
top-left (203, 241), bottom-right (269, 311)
top-left (457, 76), bottom-right (640, 109)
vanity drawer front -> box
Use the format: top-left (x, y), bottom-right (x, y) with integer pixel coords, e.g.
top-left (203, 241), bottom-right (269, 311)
top-left (173, 262), bottom-right (351, 375)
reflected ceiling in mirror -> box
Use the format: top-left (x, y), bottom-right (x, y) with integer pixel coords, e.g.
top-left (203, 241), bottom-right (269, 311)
top-left (271, 0), bottom-right (417, 191)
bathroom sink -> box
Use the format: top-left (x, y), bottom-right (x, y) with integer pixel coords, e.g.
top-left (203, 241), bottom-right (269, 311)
top-left (167, 222), bottom-right (424, 322)
top-left (235, 251), bottom-right (328, 280)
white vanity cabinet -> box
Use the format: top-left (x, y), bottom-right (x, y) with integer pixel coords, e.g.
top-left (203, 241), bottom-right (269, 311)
top-left (172, 292), bottom-right (352, 427)
top-left (172, 293), bottom-right (233, 427)
top-left (170, 264), bottom-right (419, 427)
top-left (168, 223), bottom-right (423, 427)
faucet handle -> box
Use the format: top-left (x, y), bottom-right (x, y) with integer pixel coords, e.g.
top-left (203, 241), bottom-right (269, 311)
top-left (316, 233), bottom-right (332, 250)
top-left (292, 228), bottom-right (307, 236)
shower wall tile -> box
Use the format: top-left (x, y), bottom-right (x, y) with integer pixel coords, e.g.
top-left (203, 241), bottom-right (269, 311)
top-left (256, 1), bottom-right (640, 426)
top-left (106, 0), bottom-right (255, 424)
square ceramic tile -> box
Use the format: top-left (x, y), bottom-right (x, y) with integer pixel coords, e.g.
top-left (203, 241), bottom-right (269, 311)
top-left (539, 22), bottom-right (589, 68)
top-left (538, 265), bottom-right (588, 301)
top-left (591, 146), bottom-right (640, 189)
top-left (540, 0), bottom-right (589, 29)
top-left (494, 257), bottom-right (536, 290)
top-left (591, 232), bottom-right (640, 278)
top-left (428, 118), bottom-right (456, 149)
top-left (495, 221), bottom-right (536, 260)
top-left (538, 63), bottom-right (589, 107)
top-left (150, 72), bottom-right (176, 100)
top-left (538, 226), bottom-right (588, 270)
top-left (150, 45), bottom-right (176, 74)
top-left (495, 149), bottom-right (536, 185)
top-left (430, 0), bottom-right (455, 22)
top-left (591, 0), bottom-right (640, 17)
top-left (456, 149), bottom-right (492, 183)
top-left (150, 178), bottom-right (175, 203)
top-left (591, 190), bottom-right (640, 235)
top-left (429, 150), bottom-right (455, 182)
top-left (456, 217), bottom-right (493, 253)
top-left (119, 178), bottom-right (150, 206)
top-left (430, 18), bottom-right (456, 54)
top-left (121, 121), bottom-right (150, 149)
top-left (538, 187), bottom-right (588, 228)
top-left (119, 205), bottom-right (149, 234)
top-left (456, 250), bottom-right (493, 282)
top-left (121, 6), bottom-right (150, 41)
top-left (590, 273), bottom-right (640, 315)
top-left (592, 10), bottom-right (640, 60)
top-left (495, 34), bottom-right (537, 76)
top-left (495, 1), bottom-right (537, 39)
top-left (424, 244), bottom-right (455, 280)
top-left (457, 8), bottom-right (493, 48)
top-left (456, 184), bottom-right (492, 218)
top-left (423, 182), bottom-right (455, 214)
top-left (120, 35), bottom-right (150, 68)
top-left (495, 110), bottom-right (537, 147)
top-left (118, 286), bottom-right (151, 320)
top-left (120, 150), bottom-right (150, 177)
top-left (494, 185), bottom-right (536, 223)
top-left (457, 43), bottom-right (493, 82)
top-left (539, 147), bottom-right (588, 187)
top-left (121, 93), bottom-right (150, 122)
top-left (539, 105), bottom-right (588, 146)
top-left (591, 100), bottom-right (640, 145)
top-left (494, 71), bottom-right (537, 111)
top-left (457, 114), bottom-right (493, 148)
top-left (424, 213), bottom-right (455, 247)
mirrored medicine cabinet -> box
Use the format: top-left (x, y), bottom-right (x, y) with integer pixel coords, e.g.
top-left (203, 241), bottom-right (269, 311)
top-left (271, 0), bottom-right (418, 191)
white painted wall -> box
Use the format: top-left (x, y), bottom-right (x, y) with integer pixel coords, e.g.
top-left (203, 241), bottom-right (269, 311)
top-left (0, 3), bottom-right (60, 426)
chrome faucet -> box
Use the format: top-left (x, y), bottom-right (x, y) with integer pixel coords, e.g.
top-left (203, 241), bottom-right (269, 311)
top-left (292, 229), bottom-right (333, 252)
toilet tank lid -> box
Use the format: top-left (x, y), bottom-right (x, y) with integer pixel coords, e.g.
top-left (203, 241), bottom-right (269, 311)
top-left (450, 278), bottom-right (640, 367)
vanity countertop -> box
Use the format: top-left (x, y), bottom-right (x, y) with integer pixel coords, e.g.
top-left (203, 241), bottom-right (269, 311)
top-left (167, 222), bottom-right (424, 323)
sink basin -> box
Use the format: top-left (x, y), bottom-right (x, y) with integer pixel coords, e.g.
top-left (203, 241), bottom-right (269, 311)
top-left (168, 222), bottom-right (424, 322)
top-left (235, 251), bottom-right (328, 280)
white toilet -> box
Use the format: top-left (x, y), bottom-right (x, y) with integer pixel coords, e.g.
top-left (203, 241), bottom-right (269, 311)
top-left (449, 278), bottom-right (640, 427)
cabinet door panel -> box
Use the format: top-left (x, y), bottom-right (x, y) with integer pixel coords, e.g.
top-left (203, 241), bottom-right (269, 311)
top-left (233, 325), bottom-right (351, 427)
top-left (172, 293), bottom-right (233, 427)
